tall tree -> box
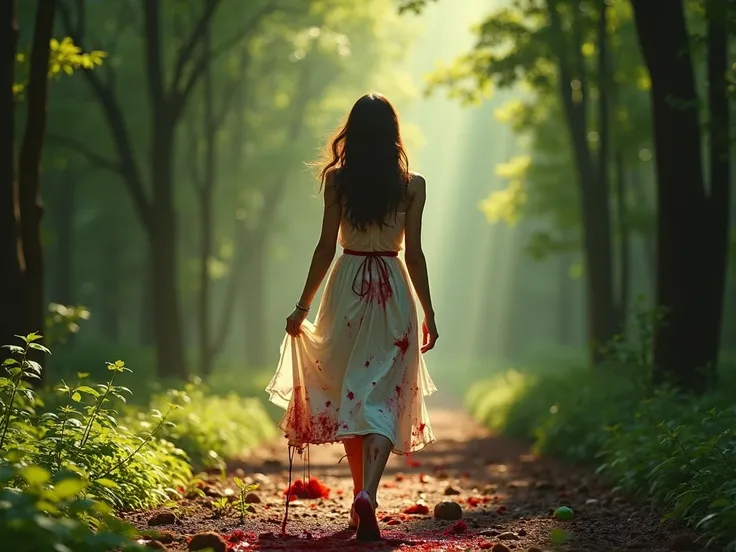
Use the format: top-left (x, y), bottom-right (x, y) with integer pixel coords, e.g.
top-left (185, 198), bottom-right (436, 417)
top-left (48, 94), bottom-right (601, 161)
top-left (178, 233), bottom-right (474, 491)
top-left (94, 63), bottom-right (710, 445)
top-left (58, 0), bottom-right (276, 377)
top-left (629, 0), bottom-right (729, 391)
top-left (0, 0), bottom-right (22, 350)
top-left (17, 0), bottom-right (57, 366)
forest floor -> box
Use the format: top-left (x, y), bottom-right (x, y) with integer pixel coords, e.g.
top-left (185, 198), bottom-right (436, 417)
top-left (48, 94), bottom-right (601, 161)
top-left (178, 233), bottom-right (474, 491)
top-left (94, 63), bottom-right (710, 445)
top-left (125, 394), bottom-right (704, 552)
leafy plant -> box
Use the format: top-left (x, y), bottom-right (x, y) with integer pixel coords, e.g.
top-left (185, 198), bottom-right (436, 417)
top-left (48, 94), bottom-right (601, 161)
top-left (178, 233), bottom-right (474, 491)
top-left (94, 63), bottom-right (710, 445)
top-left (0, 464), bottom-right (145, 552)
top-left (234, 477), bottom-right (258, 524)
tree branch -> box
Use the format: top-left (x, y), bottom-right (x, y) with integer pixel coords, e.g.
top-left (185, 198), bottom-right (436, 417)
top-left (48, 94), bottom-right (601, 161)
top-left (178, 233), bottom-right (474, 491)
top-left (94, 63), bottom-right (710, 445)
top-left (171, 0), bottom-right (222, 94)
top-left (58, 0), bottom-right (152, 231)
top-left (172, 1), bottom-right (279, 120)
top-left (46, 134), bottom-right (120, 173)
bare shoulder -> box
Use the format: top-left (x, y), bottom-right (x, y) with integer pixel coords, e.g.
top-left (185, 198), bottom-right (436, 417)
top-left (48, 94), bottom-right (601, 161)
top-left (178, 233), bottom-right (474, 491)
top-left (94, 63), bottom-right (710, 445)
top-left (409, 171), bottom-right (426, 187)
top-left (406, 172), bottom-right (426, 204)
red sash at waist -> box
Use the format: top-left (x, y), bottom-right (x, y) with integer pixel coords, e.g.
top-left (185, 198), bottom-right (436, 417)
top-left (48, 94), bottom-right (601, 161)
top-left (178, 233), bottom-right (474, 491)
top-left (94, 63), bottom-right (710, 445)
top-left (343, 249), bottom-right (398, 257)
top-left (342, 250), bottom-right (397, 301)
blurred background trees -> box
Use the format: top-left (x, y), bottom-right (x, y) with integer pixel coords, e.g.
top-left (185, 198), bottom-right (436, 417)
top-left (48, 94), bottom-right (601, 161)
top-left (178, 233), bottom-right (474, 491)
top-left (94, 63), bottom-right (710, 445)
top-left (1, 0), bottom-right (734, 397)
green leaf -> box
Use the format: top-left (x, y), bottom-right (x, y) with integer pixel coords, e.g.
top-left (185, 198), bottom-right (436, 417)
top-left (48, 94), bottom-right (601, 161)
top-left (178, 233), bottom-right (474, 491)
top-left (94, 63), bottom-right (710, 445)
top-left (20, 465), bottom-right (51, 486)
top-left (28, 342), bottom-right (51, 354)
top-left (94, 478), bottom-right (120, 489)
top-left (53, 477), bottom-right (87, 499)
top-left (71, 391), bottom-right (82, 402)
top-left (75, 385), bottom-right (99, 397)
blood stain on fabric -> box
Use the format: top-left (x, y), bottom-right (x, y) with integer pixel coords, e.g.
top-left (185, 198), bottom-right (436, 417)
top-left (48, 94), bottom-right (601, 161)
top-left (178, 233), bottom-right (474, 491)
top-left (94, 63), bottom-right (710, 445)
top-left (347, 390), bottom-right (355, 400)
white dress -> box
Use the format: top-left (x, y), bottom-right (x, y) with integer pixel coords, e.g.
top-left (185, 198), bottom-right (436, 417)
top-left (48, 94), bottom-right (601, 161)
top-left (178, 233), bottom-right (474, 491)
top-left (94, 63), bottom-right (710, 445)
top-left (265, 211), bottom-right (437, 455)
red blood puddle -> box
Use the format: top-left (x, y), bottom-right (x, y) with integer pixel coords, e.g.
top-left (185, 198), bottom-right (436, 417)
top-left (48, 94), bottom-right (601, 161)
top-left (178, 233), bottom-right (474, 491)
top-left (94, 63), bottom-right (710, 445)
top-left (403, 503), bottom-right (429, 515)
top-left (445, 520), bottom-right (468, 535)
top-left (284, 477), bottom-right (331, 501)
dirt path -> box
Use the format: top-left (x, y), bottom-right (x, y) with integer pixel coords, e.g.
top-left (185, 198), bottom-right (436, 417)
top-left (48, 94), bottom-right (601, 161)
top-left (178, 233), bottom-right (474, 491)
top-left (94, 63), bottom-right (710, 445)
top-left (128, 395), bottom-right (700, 552)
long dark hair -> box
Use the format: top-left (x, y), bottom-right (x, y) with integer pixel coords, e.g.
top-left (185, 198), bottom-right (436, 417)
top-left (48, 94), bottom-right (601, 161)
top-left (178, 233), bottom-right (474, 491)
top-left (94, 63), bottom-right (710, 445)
top-left (319, 92), bottom-right (410, 230)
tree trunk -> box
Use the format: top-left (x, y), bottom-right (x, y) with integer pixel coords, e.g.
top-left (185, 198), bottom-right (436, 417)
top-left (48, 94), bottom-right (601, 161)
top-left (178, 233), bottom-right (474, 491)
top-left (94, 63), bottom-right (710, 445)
top-left (18, 0), bottom-right (56, 378)
top-left (702, 0), bottom-right (730, 382)
top-left (629, 164), bottom-right (655, 296)
top-left (243, 236), bottom-right (267, 368)
top-left (0, 0), bottom-right (23, 350)
top-left (99, 222), bottom-right (120, 342)
top-left (198, 25), bottom-right (215, 377)
top-left (53, 169), bottom-right (74, 305)
top-left (143, 0), bottom-right (187, 379)
top-left (548, 0), bottom-right (617, 362)
top-left (139, 265), bottom-right (154, 346)
top-left (614, 149), bottom-right (630, 326)
top-left (630, 0), bottom-right (713, 392)
top-left (557, 253), bottom-right (575, 347)
top-left (149, 142), bottom-right (186, 379)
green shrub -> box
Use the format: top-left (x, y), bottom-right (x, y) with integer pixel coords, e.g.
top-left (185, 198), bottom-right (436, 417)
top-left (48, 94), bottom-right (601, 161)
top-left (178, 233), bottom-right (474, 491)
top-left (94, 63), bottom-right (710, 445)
top-left (467, 363), bottom-right (736, 550)
top-left (0, 464), bottom-right (145, 552)
top-left (142, 378), bottom-right (279, 470)
top-left (1, 334), bottom-right (191, 511)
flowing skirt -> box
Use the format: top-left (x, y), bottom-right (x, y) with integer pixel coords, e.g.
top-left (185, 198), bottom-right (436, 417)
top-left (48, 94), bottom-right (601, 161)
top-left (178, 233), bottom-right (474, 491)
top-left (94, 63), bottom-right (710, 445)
top-left (265, 252), bottom-right (437, 455)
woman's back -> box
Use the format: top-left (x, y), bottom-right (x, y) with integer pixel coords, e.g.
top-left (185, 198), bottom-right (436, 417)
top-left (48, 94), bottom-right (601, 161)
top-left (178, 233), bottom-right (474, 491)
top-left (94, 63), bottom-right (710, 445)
top-left (338, 212), bottom-right (406, 253)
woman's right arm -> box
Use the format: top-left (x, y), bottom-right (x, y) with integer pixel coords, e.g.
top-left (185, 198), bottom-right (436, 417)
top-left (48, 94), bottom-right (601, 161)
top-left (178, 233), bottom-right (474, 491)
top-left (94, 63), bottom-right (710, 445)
top-left (404, 174), bottom-right (439, 352)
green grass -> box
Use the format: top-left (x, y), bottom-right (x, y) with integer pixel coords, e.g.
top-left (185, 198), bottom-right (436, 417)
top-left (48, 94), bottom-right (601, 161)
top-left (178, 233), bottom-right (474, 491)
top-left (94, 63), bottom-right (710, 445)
top-left (466, 357), bottom-right (736, 550)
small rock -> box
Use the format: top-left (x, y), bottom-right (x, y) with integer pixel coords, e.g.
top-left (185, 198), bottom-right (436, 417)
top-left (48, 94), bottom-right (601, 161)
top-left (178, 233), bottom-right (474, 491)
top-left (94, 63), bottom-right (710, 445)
top-left (525, 548), bottom-right (543, 552)
top-left (444, 485), bottom-right (461, 496)
top-left (147, 511), bottom-right (176, 526)
top-left (188, 532), bottom-right (227, 552)
top-left (585, 498), bottom-right (599, 505)
top-left (535, 481), bottom-right (553, 490)
top-left (433, 501), bottom-right (463, 521)
top-left (668, 535), bottom-right (697, 551)
top-left (518, 528), bottom-right (527, 536)
top-left (233, 468), bottom-right (245, 478)
top-left (245, 492), bottom-right (261, 504)
top-left (145, 541), bottom-right (168, 551)
top-left (258, 532), bottom-right (275, 540)
top-left (491, 544), bottom-right (512, 552)
top-left (480, 529), bottom-right (500, 537)
top-left (499, 532), bottom-right (519, 541)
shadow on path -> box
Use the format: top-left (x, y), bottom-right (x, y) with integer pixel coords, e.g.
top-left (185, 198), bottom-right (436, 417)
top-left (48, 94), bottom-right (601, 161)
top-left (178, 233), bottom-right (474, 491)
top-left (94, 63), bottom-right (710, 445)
top-left (127, 393), bottom-right (700, 552)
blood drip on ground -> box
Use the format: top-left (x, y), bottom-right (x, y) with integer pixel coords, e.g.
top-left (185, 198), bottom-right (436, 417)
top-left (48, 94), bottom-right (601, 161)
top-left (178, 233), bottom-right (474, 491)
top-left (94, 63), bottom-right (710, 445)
top-left (403, 503), bottom-right (430, 515)
top-left (284, 477), bottom-right (331, 501)
top-left (445, 520), bottom-right (468, 535)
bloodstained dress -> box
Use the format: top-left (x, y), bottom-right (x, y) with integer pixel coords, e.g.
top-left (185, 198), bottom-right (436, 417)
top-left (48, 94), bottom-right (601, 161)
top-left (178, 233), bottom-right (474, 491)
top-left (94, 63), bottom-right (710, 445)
top-left (265, 211), bottom-right (436, 454)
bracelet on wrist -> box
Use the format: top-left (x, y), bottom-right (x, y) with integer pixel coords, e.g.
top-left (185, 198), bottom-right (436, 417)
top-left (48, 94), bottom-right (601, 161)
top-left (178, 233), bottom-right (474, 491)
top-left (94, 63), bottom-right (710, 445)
top-left (295, 302), bottom-right (310, 312)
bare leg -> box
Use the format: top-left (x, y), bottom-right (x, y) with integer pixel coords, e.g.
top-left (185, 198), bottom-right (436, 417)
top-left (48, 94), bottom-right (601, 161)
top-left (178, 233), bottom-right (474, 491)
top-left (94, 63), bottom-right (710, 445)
top-left (362, 433), bottom-right (392, 505)
top-left (353, 433), bottom-right (392, 541)
top-left (343, 437), bottom-right (363, 528)
top-left (343, 437), bottom-right (364, 497)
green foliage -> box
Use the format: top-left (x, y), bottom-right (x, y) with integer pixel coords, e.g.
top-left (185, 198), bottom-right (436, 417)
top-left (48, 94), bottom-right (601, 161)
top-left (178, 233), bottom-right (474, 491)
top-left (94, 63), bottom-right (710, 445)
top-left (1, 335), bottom-right (191, 511)
top-left (0, 464), bottom-right (145, 552)
top-left (0, 334), bottom-right (278, 550)
top-left (45, 303), bottom-right (90, 348)
top-left (467, 308), bottom-right (736, 549)
top-left (397, 0), bottom-right (437, 14)
top-left (143, 379), bottom-right (278, 471)
top-left (14, 37), bottom-right (105, 96)
top-left (429, 0), bottom-right (655, 261)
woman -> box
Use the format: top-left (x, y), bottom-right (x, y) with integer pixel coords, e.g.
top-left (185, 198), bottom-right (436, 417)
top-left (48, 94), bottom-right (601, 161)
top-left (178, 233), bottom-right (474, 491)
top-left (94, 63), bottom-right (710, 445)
top-left (266, 92), bottom-right (438, 541)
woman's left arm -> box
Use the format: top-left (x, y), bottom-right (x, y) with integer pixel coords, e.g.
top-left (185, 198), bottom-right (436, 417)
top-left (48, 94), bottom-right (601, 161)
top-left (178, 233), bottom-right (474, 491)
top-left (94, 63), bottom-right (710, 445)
top-left (285, 174), bottom-right (341, 336)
